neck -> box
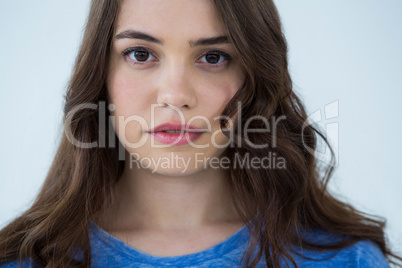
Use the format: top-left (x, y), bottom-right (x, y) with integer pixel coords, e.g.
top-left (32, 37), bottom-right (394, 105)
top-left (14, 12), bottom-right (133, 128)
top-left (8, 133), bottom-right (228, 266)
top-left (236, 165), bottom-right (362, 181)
top-left (104, 162), bottom-right (241, 232)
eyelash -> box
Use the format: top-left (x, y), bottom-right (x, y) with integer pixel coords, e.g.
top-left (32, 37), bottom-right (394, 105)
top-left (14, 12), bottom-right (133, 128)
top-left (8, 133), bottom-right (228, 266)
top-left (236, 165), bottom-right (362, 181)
top-left (121, 46), bottom-right (232, 70)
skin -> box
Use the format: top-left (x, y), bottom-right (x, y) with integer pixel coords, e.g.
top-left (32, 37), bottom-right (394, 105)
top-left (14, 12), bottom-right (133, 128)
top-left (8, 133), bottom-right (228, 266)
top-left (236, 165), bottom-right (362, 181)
top-left (103, 0), bottom-right (246, 256)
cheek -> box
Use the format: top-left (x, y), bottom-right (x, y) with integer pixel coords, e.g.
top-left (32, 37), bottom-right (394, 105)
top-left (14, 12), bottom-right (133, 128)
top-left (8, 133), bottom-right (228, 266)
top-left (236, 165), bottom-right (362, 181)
top-left (206, 71), bottom-right (245, 137)
top-left (107, 69), bottom-right (152, 115)
top-left (200, 72), bottom-right (244, 117)
top-left (107, 69), bottom-right (155, 140)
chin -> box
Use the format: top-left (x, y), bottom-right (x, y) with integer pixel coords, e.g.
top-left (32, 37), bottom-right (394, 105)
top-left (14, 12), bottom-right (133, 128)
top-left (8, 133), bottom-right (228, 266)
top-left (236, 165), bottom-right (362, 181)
top-left (150, 166), bottom-right (207, 177)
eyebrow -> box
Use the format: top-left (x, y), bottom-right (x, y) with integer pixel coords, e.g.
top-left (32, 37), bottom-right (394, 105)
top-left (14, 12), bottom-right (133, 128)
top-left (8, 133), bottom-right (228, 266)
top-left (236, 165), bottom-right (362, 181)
top-left (114, 30), bottom-right (229, 47)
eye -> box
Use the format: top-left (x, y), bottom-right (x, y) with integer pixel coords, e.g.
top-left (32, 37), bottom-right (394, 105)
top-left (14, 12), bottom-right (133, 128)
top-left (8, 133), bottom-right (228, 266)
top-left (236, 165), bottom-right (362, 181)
top-left (198, 50), bottom-right (232, 68)
top-left (122, 47), bottom-right (157, 63)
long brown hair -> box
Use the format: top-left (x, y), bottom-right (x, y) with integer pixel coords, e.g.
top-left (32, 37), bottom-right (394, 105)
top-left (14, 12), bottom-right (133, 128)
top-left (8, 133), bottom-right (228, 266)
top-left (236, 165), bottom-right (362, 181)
top-left (1, 0), bottom-right (401, 267)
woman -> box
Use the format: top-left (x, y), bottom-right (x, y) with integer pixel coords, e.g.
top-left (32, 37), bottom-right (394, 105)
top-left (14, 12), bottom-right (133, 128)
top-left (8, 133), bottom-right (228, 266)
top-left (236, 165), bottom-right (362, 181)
top-left (1, 0), bottom-right (401, 267)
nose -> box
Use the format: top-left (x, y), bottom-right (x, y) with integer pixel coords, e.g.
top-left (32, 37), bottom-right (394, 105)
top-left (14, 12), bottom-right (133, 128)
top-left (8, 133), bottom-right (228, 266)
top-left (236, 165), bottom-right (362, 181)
top-left (156, 60), bottom-right (197, 110)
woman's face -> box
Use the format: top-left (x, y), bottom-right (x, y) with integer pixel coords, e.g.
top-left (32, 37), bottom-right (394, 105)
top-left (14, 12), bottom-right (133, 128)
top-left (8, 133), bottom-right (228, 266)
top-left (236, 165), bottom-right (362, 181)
top-left (108, 0), bottom-right (245, 175)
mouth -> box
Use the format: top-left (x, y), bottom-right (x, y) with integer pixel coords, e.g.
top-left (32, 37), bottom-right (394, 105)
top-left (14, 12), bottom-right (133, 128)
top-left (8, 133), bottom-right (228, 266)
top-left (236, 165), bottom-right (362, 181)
top-left (147, 122), bottom-right (205, 145)
top-left (154, 130), bottom-right (204, 134)
top-left (159, 130), bottom-right (189, 133)
top-left (147, 122), bottom-right (205, 133)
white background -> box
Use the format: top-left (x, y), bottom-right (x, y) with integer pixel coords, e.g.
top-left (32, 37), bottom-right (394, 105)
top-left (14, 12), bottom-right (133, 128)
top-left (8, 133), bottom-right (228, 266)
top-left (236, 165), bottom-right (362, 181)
top-left (0, 0), bottom-right (401, 259)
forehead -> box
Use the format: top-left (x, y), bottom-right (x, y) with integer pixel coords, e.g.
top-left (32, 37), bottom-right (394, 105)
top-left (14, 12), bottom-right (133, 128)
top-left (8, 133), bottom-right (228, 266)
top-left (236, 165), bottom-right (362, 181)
top-left (115, 0), bottom-right (226, 42)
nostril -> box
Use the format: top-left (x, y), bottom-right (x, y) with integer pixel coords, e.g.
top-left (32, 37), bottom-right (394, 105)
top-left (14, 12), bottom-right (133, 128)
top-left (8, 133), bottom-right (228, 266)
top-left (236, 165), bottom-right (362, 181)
top-left (157, 102), bottom-right (169, 107)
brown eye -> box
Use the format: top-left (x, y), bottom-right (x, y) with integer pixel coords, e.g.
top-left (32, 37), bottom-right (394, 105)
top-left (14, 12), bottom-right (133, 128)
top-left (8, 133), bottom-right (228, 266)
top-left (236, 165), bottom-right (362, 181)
top-left (205, 53), bottom-right (221, 64)
top-left (132, 51), bottom-right (149, 62)
top-left (199, 50), bottom-right (232, 66)
top-left (123, 47), bottom-right (157, 63)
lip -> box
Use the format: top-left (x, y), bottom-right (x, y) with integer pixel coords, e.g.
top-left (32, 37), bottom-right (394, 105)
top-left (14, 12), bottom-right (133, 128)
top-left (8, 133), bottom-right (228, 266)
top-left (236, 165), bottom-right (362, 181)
top-left (147, 122), bottom-right (205, 145)
top-left (148, 123), bottom-right (205, 133)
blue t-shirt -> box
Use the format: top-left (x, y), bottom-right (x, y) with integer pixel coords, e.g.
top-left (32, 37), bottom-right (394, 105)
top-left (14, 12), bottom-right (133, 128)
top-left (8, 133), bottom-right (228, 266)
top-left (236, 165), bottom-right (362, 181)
top-left (1, 222), bottom-right (391, 267)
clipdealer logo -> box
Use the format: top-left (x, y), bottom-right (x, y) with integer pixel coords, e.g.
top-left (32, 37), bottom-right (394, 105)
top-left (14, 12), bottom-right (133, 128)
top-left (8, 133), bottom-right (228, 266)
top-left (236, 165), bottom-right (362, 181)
top-left (129, 152), bottom-right (286, 173)
top-left (302, 100), bottom-right (339, 167)
top-left (64, 100), bottom-right (339, 168)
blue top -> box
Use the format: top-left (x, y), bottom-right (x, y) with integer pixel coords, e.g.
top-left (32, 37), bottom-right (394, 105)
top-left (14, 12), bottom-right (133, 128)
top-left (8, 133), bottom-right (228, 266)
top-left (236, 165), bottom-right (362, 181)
top-left (1, 222), bottom-right (391, 267)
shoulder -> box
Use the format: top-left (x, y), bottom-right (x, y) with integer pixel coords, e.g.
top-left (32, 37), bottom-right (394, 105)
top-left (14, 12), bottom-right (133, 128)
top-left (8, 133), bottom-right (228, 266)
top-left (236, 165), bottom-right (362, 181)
top-left (293, 239), bottom-right (390, 268)
top-left (345, 240), bottom-right (390, 267)
top-left (0, 259), bottom-right (40, 268)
